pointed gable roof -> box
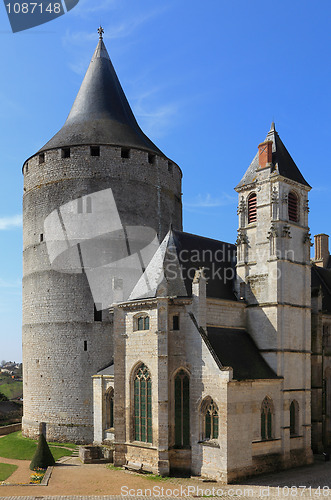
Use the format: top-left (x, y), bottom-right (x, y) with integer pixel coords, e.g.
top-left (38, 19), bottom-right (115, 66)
top-left (39, 34), bottom-right (163, 155)
top-left (236, 123), bottom-right (310, 189)
top-left (129, 228), bottom-right (237, 301)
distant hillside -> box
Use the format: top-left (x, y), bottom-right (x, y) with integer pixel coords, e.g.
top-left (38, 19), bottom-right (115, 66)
top-left (0, 373), bottom-right (23, 400)
top-left (0, 401), bottom-right (22, 426)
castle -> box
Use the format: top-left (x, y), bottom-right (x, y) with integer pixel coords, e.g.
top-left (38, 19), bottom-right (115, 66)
top-left (22, 29), bottom-right (331, 482)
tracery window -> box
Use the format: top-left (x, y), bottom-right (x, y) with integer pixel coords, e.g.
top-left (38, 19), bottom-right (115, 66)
top-left (248, 193), bottom-right (257, 223)
top-left (174, 369), bottom-right (190, 447)
top-left (201, 398), bottom-right (219, 440)
top-left (133, 364), bottom-right (152, 443)
top-left (261, 396), bottom-right (273, 440)
top-left (105, 387), bottom-right (114, 429)
top-left (288, 191), bottom-right (298, 222)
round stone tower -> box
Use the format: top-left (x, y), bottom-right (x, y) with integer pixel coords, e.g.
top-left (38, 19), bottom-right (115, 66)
top-left (22, 29), bottom-right (182, 443)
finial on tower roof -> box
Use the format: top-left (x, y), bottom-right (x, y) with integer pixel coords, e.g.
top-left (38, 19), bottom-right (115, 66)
top-left (270, 121), bottom-right (276, 132)
top-left (97, 26), bottom-right (104, 40)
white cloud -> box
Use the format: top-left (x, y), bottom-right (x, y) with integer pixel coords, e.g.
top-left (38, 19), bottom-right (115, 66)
top-left (0, 215), bottom-right (22, 230)
top-left (184, 193), bottom-right (236, 209)
top-left (0, 278), bottom-right (21, 289)
top-left (70, 0), bottom-right (118, 16)
top-left (63, 6), bottom-right (168, 47)
top-left (134, 99), bottom-right (178, 139)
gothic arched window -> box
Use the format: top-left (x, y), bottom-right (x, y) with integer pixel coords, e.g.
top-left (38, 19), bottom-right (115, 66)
top-left (288, 191), bottom-right (298, 222)
top-left (201, 398), bottom-right (219, 440)
top-left (290, 400), bottom-right (299, 436)
top-left (261, 396), bottom-right (273, 440)
top-left (105, 387), bottom-right (114, 429)
top-left (248, 193), bottom-right (257, 223)
top-left (174, 369), bottom-right (190, 447)
top-left (133, 364), bottom-right (152, 443)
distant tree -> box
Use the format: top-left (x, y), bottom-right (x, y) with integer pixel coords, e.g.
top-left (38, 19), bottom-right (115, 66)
top-left (0, 360), bottom-right (6, 368)
top-left (30, 433), bottom-right (55, 470)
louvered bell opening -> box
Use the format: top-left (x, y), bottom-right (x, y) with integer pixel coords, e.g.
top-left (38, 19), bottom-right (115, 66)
top-left (248, 193), bottom-right (257, 223)
top-left (288, 192), bottom-right (298, 222)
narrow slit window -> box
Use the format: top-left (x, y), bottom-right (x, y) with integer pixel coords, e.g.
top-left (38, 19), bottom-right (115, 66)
top-left (77, 197), bottom-right (83, 214)
top-left (25, 164), bottom-right (28, 174)
top-left (173, 315), bottom-right (180, 330)
top-left (288, 192), bottom-right (298, 222)
top-left (84, 340), bottom-right (87, 351)
top-left (90, 146), bottom-right (100, 157)
top-left (40, 233), bottom-right (43, 242)
top-left (61, 148), bottom-right (70, 159)
top-left (248, 193), bottom-right (257, 223)
top-left (290, 400), bottom-right (298, 436)
top-left (121, 148), bottom-right (130, 159)
top-left (39, 153), bottom-right (45, 164)
top-left (94, 304), bottom-right (102, 322)
top-left (148, 153), bottom-right (156, 164)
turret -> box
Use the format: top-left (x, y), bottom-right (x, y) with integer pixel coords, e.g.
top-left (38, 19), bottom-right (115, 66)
top-left (235, 123), bottom-right (312, 465)
top-left (22, 28), bottom-right (182, 442)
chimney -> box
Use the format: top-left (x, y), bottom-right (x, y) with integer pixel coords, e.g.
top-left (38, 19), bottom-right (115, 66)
top-left (258, 141), bottom-right (273, 169)
top-left (314, 233), bottom-right (329, 267)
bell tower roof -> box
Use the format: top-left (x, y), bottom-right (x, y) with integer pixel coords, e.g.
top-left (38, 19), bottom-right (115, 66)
top-left (236, 123), bottom-right (310, 190)
top-left (39, 27), bottom-right (162, 155)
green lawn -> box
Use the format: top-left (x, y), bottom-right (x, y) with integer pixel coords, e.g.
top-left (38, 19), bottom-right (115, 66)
top-left (0, 462), bottom-right (18, 481)
top-left (0, 432), bottom-right (76, 461)
top-left (0, 377), bottom-right (23, 400)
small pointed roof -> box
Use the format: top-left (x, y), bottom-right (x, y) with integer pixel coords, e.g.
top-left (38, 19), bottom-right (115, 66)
top-left (236, 123), bottom-right (310, 189)
top-left (39, 28), bottom-right (163, 155)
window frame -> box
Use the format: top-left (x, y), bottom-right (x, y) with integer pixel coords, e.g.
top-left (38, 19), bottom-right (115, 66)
top-left (105, 387), bottom-right (114, 430)
top-left (133, 363), bottom-right (152, 443)
top-left (134, 313), bottom-right (150, 331)
top-left (290, 400), bottom-right (299, 437)
top-left (261, 396), bottom-right (274, 441)
top-left (174, 368), bottom-right (190, 448)
top-left (247, 192), bottom-right (257, 224)
top-left (288, 191), bottom-right (299, 223)
top-left (201, 397), bottom-right (219, 441)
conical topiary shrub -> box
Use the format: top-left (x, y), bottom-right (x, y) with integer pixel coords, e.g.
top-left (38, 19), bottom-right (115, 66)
top-left (30, 433), bottom-right (56, 470)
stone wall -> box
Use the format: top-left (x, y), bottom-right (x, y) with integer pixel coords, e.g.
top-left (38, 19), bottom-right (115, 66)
top-left (22, 144), bottom-right (182, 443)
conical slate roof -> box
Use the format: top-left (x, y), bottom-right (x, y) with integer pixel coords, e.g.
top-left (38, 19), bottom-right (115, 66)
top-left (236, 123), bottom-right (310, 189)
top-left (39, 33), bottom-right (162, 155)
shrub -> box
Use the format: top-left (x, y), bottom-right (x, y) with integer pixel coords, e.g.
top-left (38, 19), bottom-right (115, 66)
top-left (29, 433), bottom-right (55, 470)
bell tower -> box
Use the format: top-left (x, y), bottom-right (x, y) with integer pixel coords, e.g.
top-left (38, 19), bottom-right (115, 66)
top-left (235, 123), bottom-right (313, 463)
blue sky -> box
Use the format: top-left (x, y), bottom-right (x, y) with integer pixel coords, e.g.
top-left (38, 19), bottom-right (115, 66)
top-left (0, 0), bottom-right (330, 362)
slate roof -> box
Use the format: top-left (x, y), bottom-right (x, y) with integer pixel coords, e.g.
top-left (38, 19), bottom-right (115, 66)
top-left (131, 229), bottom-right (237, 301)
top-left (207, 327), bottom-right (279, 380)
top-left (171, 230), bottom-right (237, 300)
top-left (236, 123), bottom-right (310, 189)
top-left (311, 265), bottom-right (331, 313)
top-left (97, 362), bottom-right (114, 376)
top-left (39, 38), bottom-right (163, 155)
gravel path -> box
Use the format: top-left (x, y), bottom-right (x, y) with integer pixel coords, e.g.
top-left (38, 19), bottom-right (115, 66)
top-left (1, 455), bottom-right (331, 498)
